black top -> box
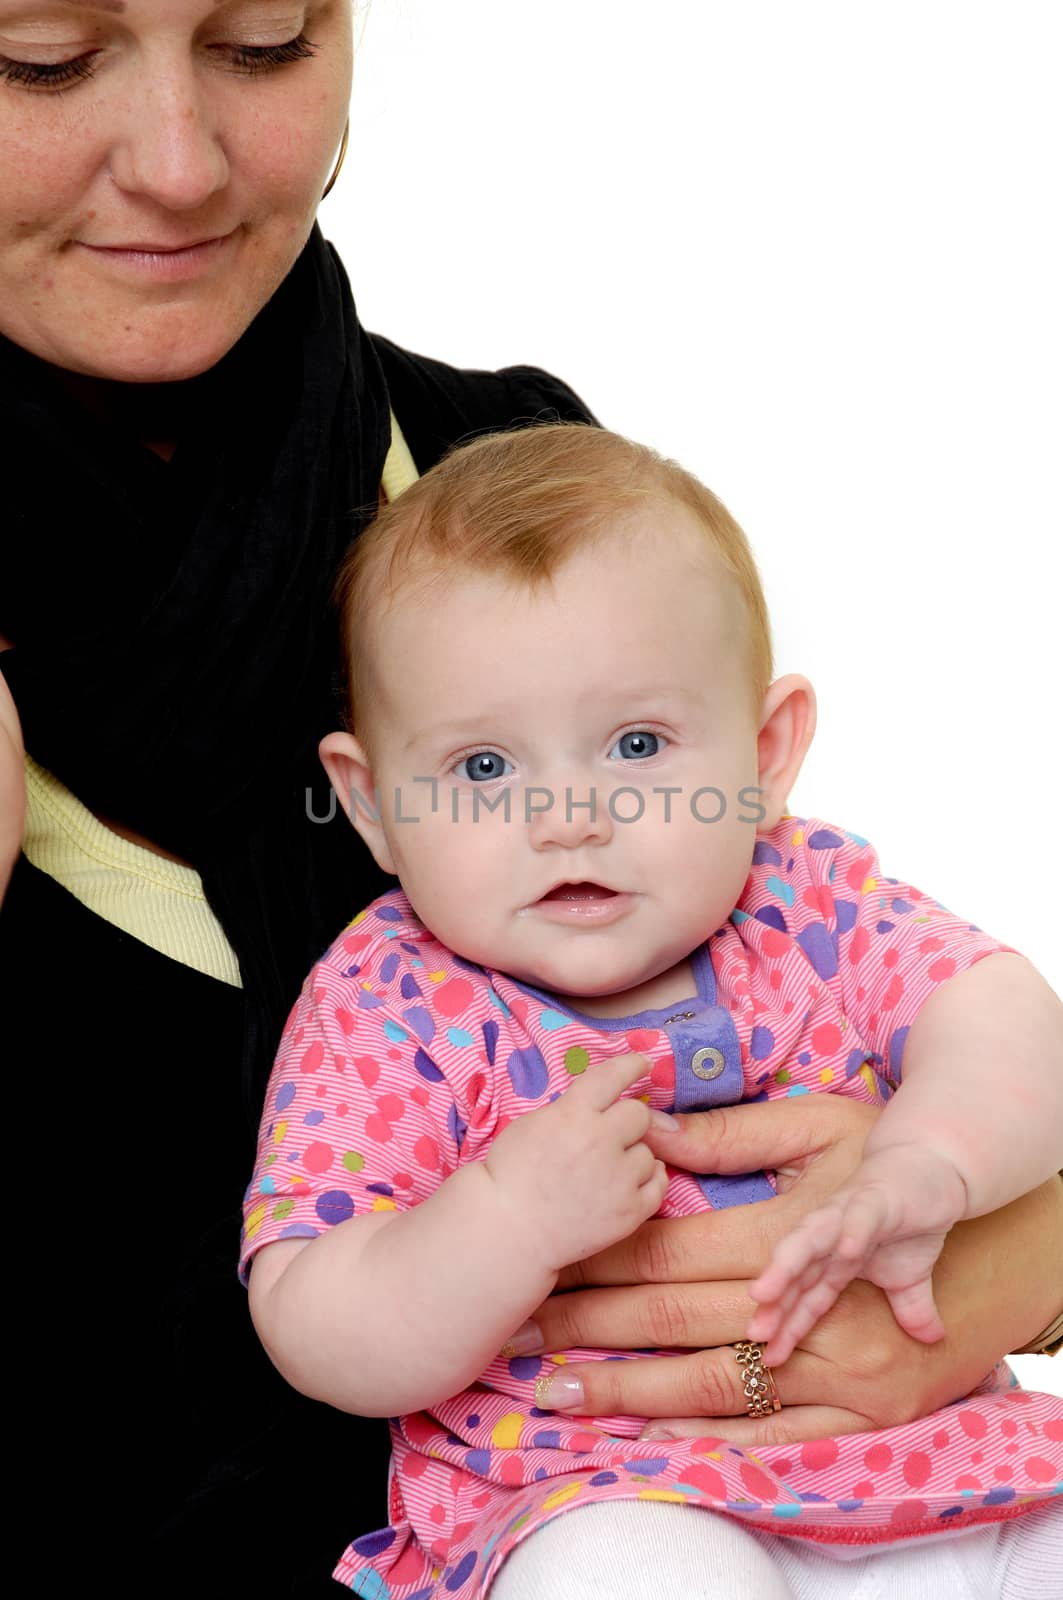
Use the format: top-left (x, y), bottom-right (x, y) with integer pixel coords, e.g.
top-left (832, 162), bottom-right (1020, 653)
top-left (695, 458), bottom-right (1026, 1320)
top-left (0, 236), bottom-right (593, 1596)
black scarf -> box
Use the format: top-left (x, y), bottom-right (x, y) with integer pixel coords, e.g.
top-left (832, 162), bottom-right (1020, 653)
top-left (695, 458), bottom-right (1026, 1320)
top-left (0, 227), bottom-right (394, 1098)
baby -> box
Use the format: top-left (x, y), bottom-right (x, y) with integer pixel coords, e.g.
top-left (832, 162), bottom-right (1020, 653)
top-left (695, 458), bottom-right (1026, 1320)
top-left (242, 425), bottom-right (1063, 1598)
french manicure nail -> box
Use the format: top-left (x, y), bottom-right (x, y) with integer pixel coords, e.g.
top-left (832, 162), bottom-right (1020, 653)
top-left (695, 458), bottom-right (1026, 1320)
top-left (639, 1425), bottom-right (679, 1441)
top-left (534, 1374), bottom-right (585, 1410)
top-left (500, 1319), bottom-right (544, 1358)
top-left (650, 1110), bottom-right (681, 1132)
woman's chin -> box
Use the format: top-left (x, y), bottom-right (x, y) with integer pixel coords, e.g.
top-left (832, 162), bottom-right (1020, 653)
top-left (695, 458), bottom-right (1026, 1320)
top-left (61, 317), bottom-right (254, 385)
top-left (4, 278), bottom-right (266, 386)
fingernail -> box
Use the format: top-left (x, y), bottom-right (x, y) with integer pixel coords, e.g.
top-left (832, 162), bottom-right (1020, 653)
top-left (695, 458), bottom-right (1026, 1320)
top-left (500, 1320), bottom-right (544, 1358)
top-left (650, 1110), bottom-right (681, 1132)
top-left (639, 1425), bottom-right (679, 1441)
top-left (534, 1374), bottom-right (585, 1411)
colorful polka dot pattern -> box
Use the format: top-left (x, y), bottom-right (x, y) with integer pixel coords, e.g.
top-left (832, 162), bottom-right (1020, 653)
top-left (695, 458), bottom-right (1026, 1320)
top-left (239, 818), bottom-right (1061, 1599)
top-left (341, 1384), bottom-right (1063, 1599)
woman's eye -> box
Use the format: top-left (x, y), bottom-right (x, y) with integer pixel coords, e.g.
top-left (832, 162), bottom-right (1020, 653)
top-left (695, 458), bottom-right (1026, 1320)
top-left (609, 730), bottom-right (662, 760)
top-left (460, 752), bottom-right (512, 783)
top-left (219, 35), bottom-right (318, 75)
top-left (0, 54), bottom-right (98, 91)
top-left (0, 34), bottom-right (317, 93)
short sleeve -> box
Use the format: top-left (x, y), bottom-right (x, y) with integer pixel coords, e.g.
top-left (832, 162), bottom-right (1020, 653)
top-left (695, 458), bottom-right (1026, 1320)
top-left (239, 935), bottom-right (460, 1283)
top-left (742, 818), bottom-right (1015, 1088)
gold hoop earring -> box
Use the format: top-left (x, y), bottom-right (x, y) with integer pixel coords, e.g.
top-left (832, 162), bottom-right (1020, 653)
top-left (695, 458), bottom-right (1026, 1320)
top-left (322, 118), bottom-right (350, 200)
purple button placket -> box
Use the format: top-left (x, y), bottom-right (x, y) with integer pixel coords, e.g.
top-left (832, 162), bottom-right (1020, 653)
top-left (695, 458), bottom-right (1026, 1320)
top-left (662, 956), bottom-right (774, 1209)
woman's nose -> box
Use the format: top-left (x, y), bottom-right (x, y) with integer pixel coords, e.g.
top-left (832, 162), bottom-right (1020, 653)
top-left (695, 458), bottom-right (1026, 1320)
top-left (109, 79), bottom-right (229, 211)
top-left (527, 783), bottom-right (612, 851)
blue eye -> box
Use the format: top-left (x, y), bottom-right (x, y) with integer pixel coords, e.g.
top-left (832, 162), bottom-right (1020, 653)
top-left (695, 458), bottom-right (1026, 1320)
top-left (461, 752), bottom-right (511, 782)
top-left (609, 731), bottom-right (662, 760)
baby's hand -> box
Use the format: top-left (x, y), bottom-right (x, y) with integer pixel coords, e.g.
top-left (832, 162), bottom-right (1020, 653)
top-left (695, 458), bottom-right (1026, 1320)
top-left (483, 1053), bottom-right (671, 1274)
top-left (746, 1142), bottom-right (969, 1364)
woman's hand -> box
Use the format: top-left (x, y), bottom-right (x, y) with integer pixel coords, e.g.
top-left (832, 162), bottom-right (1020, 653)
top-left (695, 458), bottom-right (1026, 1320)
top-left (520, 1096), bottom-right (1063, 1445)
top-left (0, 645), bottom-right (24, 901)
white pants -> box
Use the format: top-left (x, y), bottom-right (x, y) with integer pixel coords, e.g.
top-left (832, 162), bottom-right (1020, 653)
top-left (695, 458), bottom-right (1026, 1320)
top-left (488, 1498), bottom-right (1063, 1599)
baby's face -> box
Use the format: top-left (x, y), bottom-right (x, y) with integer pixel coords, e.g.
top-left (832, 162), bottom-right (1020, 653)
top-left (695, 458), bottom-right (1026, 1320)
top-left (353, 503), bottom-right (767, 1010)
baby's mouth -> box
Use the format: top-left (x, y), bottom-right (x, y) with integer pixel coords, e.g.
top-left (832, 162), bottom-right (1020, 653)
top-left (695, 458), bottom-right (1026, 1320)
top-left (539, 882), bottom-right (617, 902)
top-left (528, 881), bottom-right (631, 923)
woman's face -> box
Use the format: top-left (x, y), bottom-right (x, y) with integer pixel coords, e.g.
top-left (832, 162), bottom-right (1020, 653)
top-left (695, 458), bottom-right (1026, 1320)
top-left (0, 1), bottom-right (352, 381)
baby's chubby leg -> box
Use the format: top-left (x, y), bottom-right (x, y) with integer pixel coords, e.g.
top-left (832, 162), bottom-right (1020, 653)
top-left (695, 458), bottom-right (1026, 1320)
top-left (489, 1499), bottom-right (1063, 1600)
top-left (488, 1501), bottom-right (793, 1599)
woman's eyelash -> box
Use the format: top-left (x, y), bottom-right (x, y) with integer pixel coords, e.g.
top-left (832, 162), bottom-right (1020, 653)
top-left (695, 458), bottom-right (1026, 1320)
top-left (0, 55), bottom-right (97, 90)
top-left (0, 35), bottom-right (318, 92)
top-left (224, 36), bottom-right (319, 76)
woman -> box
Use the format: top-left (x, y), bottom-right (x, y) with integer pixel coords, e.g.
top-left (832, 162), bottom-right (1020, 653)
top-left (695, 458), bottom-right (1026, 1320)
top-left (0, 3), bottom-right (1059, 1595)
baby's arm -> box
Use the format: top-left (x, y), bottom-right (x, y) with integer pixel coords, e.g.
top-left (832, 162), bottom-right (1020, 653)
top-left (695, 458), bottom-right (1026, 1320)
top-left (749, 954), bottom-right (1063, 1363)
top-left (248, 1053), bottom-right (669, 1416)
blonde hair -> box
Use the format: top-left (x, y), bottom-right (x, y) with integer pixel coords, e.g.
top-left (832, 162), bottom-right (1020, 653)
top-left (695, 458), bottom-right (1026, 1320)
top-left (337, 423), bottom-right (773, 734)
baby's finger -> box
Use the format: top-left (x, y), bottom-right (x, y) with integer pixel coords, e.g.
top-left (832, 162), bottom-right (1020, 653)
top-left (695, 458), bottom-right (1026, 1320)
top-left (749, 1206), bottom-right (843, 1304)
top-left (605, 1095), bottom-right (656, 1148)
top-left (568, 1053), bottom-right (651, 1112)
top-left (762, 1274), bottom-right (847, 1366)
top-left (637, 1160), bottom-right (669, 1214)
top-left (745, 1302), bottom-right (782, 1343)
top-left (624, 1140), bottom-right (658, 1187)
top-left (887, 1279), bottom-right (947, 1345)
top-left (835, 1188), bottom-right (891, 1261)
top-left (747, 1256), bottom-right (831, 1341)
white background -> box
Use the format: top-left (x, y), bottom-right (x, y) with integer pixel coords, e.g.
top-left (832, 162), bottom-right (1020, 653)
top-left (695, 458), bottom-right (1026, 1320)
top-left (327, 0), bottom-right (1061, 1392)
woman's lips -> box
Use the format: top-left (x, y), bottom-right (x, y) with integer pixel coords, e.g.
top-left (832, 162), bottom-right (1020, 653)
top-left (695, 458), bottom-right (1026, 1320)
top-left (76, 232), bottom-right (234, 282)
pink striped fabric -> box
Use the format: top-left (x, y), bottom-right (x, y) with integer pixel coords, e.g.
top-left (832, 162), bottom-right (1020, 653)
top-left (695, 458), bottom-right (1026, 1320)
top-left (241, 817), bottom-right (1062, 1598)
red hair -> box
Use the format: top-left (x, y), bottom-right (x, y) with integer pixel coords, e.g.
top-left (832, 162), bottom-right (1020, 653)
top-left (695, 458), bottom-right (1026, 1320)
top-left (337, 423), bottom-right (773, 734)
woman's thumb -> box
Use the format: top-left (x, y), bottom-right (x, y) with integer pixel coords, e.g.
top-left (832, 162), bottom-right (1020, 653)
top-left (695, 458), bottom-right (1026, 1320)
top-left (645, 1094), bottom-right (875, 1175)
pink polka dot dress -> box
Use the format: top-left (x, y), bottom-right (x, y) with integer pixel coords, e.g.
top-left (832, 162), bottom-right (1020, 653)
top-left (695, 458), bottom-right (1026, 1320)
top-left (241, 818), bottom-right (1063, 1598)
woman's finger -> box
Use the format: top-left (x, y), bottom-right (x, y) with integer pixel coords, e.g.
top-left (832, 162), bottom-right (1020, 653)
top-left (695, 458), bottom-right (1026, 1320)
top-left (548, 1182), bottom-right (1063, 1439)
top-left (645, 1095), bottom-right (877, 1183)
top-left (533, 1345), bottom-right (852, 1421)
top-left (533, 1280), bottom-right (755, 1354)
top-left (638, 1406), bottom-right (872, 1447)
top-left (555, 1202), bottom-right (791, 1291)
top-left (556, 1097), bottom-right (880, 1293)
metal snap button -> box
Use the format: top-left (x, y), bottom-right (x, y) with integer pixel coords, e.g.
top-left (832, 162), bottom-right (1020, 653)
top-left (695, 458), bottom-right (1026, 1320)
top-left (690, 1046), bottom-right (725, 1080)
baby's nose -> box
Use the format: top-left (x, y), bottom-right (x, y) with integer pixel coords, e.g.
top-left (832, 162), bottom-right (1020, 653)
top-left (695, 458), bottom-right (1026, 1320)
top-left (526, 783), bottom-right (611, 849)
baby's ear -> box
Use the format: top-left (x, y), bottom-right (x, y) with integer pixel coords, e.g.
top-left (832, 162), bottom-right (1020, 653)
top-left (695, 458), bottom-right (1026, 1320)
top-left (755, 675), bottom-right (817, 830)
top-left (318, 730), bottom-right (396, 875)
